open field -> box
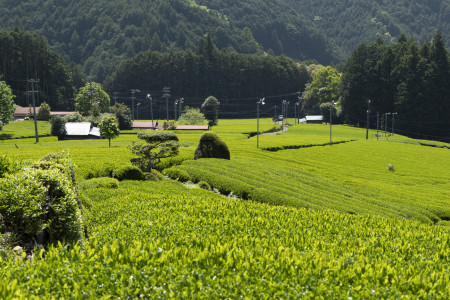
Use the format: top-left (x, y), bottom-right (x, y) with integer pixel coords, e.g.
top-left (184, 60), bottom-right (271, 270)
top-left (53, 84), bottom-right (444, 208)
top-left (1, 119), bottom-right (449, 297)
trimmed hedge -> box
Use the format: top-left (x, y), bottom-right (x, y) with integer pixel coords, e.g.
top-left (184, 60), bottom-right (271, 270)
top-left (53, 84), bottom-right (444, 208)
top-left (113, 165), bottom-right (146, 181)
top-left (163, 167), bottom-right (191, 182)
top-left (194, 132), bottom-right (230, 160)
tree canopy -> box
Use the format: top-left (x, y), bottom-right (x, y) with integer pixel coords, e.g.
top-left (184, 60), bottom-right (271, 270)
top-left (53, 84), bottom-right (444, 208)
top-left (0, 81), bottom-right (15, 128)
top-left (75, 82), bottom-right (110, 116)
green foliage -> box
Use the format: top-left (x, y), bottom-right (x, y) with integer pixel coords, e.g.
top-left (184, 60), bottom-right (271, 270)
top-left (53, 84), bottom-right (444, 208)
top-left (341, 32), bottom-right (450, 141)
top-left (78, 178), bottom-right (119, 191)
top-left (0, 81), bottom-right (15, 128)
top-left (162, 167), bottom-right (191, 182)
top-left (194, 132), bottom-right (230, 160)
top-left (0, 29), bottom-right (83, 110)
top-left (110, 102), bottom-right (132, 130)
top-left (129, 131), bottom-right (180, 172)
top-left (0, 156), bottom-right (82, 247)
top-left (105, 50), bottom-right (311, 118)
top-left (201, 96), bottom-right (219, 126)
top-left (146, 169), bottom-right (164, 181)
top-left (37, 102), bottom-right (51, 121)
top-left (99, 116), bottom-right (120, 147)
top-left (63, 112), bottom-right (84, 123)
top-left (75, 82), bottom-right (110, 116)
top-left (197, 180), bottom-right (211, 190)
top-left (179, 107), bottom-right (206, 125)
top-left (302, 66), bottom-right (342, 115)
top-left (50, 116), bottom-right (66, 138)
top-left (112, 165), bottom-right (146, 181)
top-left (0, 155), bottom-right (11, 178)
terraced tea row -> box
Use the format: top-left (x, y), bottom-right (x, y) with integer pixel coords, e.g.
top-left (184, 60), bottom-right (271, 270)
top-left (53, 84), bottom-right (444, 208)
top-left (2, 180), bottom-right (448, 298)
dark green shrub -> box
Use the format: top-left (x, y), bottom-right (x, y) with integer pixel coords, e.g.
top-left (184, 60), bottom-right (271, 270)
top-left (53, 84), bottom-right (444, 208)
top-left (163, 167), bottom-right (191, 182)
top-left (113, 165), bottom-right (146, 181)
top-left (110, 102), bottom-right (132, 130)
top-left (50, 115), bottom-right (66, 138)
top-left (146, 169), bottom-right (163, 181)
top-left (198, 181), bottom-right (211, 190)
top-left (194, 132), bottom-right (230, 160)
top-left (37, 102), bottom-right (51, 121)
top-left (0, 167), bottom-right (83, 246)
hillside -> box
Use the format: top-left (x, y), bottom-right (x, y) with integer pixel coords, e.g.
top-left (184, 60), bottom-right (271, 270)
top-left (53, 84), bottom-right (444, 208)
top-left (0, 120), bottom-right (449, 297)
top-left (0, 0), bottom-right (339, 82)
top-left (286, 0), bottom-right (450, 56)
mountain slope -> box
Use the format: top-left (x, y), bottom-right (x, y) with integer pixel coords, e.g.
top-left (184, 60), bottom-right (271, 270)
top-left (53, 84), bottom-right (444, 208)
top-left (286, 0), bottom-right (450, 56)
top-left (0, 0), bottom-right (340, 82)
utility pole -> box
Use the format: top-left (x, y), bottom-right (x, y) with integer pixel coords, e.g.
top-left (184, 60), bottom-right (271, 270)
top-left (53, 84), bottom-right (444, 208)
top-left (178, 98), bottom-right (184, 120)
top-left (385, 113), bottom-right (390, 137)
top-left (257, 98), bottom-right (265, 148)
top-left (147, 94), bottom-right (154, 128)
top-left (174, 99), bottom-right (178, 121)
top-left (163, 87), bottom-right (170, 122)
top-left (329, 101), bottom-right (336, 146)
top-left (366, 99), bottom-right (371, 140)
top-left (136, 103), bottom-right (141, 120)
top-left (392, 112), bottom-right (398, 135)
top-left (296, 96), bottom-right (302, 125)
top-left (376, 112), bottom-right (380, 141)
top-left (131, 89), bottom-right (140, 120)
top-left (28, 79), bottom-right (39, 143)
top-left (282, 100), bottom-right (289, 132)
top-left (113, 92), bottom-right (118, 105)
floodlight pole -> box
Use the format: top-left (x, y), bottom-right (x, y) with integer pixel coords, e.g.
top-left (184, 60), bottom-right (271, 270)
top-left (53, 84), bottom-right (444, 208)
top-left (136, 103), bottom-right (141, 120)
top-left (392, 112), bottom-right (397, 135)
top-left (131, 89), bottom-right (140, 120)
top-left (147, 94), bottom-right (154, 128)
top-left (178, 98), bottom-right (184, 120)
top-left (174, 99), bottom-right (178, 121)
top-left (385, 113), bottom-right (390, 137)
top-left (163, 86), bottom-right (170, 122)
top-left (366, 99), bottom-right (371, 140)
top-left (329, 101), bottom-right (336, 146)
top-left (29, 79), bottom-right (39, 143)
top-left (257, 98), bottom-right (265, 148)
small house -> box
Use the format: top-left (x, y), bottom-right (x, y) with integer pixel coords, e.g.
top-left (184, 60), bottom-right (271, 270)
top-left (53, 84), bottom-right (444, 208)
top-left (62, 122), bottom-right (100, 140)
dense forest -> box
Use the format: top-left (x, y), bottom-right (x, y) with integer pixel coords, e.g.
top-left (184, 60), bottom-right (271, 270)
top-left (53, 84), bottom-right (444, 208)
top-left (0, 29), bottom-right (84, 110)
top-left (341, 31), bottom-right (450, 142)
top-left (0, 0), bottom-right (337, 82)
top-left (104, 35), bottom-right (310, 119)
top-left (287, 0), bottom-right (450, 57)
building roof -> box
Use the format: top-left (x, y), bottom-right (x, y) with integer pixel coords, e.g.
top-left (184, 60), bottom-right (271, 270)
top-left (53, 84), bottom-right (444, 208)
top-left (14, 107), bottom-right (74, 117)
top-left (132, 121), bottom-right (163, 130)
top-left (175, 125), bottom-right (209, 130)
top-left (305, 115), bottom-right (324, 121)
top-left (65, 122), bottom-right (100, 137)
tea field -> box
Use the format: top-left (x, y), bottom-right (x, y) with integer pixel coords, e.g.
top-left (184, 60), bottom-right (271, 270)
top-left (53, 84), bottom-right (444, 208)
top-left (0, 119), bottom-right (449, 298)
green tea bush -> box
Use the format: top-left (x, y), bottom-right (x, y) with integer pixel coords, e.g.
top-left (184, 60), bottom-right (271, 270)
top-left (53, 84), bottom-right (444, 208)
top-left (0, 155), bottom-right (11, 178)
top-left (113, 165), bottom-right (146, 181)
top-left (194, 132), bottom-right (230, 160)
top-left (50, 115), bottom-right (66, 138)
top-left (146, 169), bottom-right (164, 181)
top-left (78, 177), bottom-right (119, 191)
top-left (40, 151), bottom-right (76, 183)
top-left (163, 167), bottom-right (191, 182)
top-left (0, 167), bottom-right (83, 246)
top-left (198, 180), bottom-right (211, 190)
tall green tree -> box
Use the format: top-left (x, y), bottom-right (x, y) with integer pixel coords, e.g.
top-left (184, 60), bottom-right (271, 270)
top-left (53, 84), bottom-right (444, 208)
top-left (201, 96), bottom-right (219, 126)
top-left (75, 82), bottom-right (110, 116)
top-left (0, 81), bottom-right (15, 129)
top-left (99, 116), bottom-right (120, 148)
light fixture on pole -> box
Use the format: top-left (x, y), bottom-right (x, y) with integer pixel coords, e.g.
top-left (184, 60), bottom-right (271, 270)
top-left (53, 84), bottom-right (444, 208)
top-left (257, 98), bottom-right (265, 148)
top-left (282, 100), bottom-right (289, 132)
top-left (295, 96), bottom-right (302, 125)
top-left (178, 98), bottom-right (184, 120)
top-left (131, 89), bottom-right (140, 120)
top-left (174, 99), bottom-right (178, 121)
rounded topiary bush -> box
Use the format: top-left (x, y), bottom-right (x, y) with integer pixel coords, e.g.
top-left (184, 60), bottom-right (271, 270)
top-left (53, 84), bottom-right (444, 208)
top-left (78, 177), bottom-right (120, 191)
top-left (194, 132), bottom-right (230, 160)
top-left (198, 181), bottom-right (211, 190)
top-left (113, 165), bottom-right (146, 181)
top-left (163, 167), bottom-right (191, 182)
top-left (146, 169), bottom-right (164, 181)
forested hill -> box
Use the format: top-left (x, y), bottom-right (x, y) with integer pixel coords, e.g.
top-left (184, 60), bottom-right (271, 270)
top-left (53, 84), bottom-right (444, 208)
top-left (286, 0), bottom-right (450, 57)
top-left (0, 0), bottom-right (339, 82)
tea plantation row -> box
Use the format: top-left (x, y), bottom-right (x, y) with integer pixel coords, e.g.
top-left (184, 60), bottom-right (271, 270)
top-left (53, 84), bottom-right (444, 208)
top-left (1, 180), bottom-right (449, 298)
